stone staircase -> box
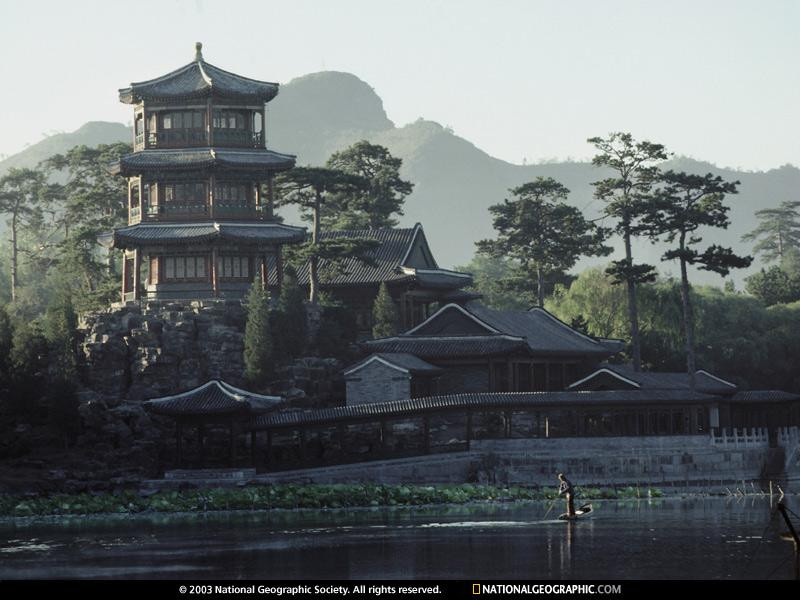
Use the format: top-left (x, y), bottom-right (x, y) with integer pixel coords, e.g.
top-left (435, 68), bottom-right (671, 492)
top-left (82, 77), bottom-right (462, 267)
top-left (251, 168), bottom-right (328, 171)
top-left (142, 468), bottom-right (257, 490)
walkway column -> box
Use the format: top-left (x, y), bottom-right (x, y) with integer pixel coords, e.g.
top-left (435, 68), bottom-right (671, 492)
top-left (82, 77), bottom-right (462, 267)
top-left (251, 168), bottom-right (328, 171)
top-left (176, 420), bottom-right (183, 468)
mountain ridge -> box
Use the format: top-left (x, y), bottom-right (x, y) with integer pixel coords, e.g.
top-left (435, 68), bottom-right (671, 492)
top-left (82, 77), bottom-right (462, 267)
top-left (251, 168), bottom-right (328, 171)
top-left (1, 71), bottom-right (797, 285)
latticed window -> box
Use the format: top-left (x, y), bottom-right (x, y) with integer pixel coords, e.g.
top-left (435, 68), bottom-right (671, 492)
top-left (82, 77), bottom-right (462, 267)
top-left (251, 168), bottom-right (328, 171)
top-left (212, 110), bottom-right (245, 129)
top-left (162, 182), bottom-right (207, 204)
top-left (218, 255), bottom-right (251, 280)
top-left (214, 182), bottom-right (250, 203)
top-left (162, 111), bottom-right (205, 129)
top-left (162, 255), bottom-right (208, 281)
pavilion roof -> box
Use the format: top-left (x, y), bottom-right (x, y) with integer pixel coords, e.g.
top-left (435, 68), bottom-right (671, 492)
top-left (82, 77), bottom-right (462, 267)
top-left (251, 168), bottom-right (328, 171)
top-left (109, 222), bottom-right (306, 249)
top-left (144, 380), bottom-right (282, 417)
top-left (111, 148), bottom-right (296, 176)
top-left (119, 43), bottom-right (280, 104)
top-left (294, 224), bottom-right (472, 289)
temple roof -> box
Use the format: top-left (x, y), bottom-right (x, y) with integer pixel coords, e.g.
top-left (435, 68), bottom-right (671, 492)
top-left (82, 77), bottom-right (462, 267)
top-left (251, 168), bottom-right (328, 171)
top-left (363, 334), bottom-right (529, 358)
top-left (249, 389), bottom-right (719, 430)
top-left (568, 364), bottom-right (738, 395)
top-left (343, 353), bottom-right (442, 377)
top-left (112, 148), bottom-right (296, 176)
top-left (295, 224), bottom-right (472, 289)
top-left (109, 222), bottom-right (306, 249)
top-left (405, 302), bottom-right (622, 357)
top-left (144, 380), bottom-right (282, 417)
top-left (119, 43), bottom-right (280, 104)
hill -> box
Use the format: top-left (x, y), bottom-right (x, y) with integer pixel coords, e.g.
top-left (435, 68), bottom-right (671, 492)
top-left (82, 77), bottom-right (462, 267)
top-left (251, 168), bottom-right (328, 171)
top-left (2, 72), bottom-right (798, 285)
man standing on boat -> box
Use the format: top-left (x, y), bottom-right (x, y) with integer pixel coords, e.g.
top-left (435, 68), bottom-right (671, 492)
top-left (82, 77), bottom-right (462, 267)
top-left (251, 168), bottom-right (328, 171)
top-left (558, 473), bottom-right (576, 518)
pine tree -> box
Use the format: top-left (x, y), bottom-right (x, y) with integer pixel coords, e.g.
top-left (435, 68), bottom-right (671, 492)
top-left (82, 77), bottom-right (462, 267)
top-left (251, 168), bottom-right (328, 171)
top-left (273, 266), bottom-right (308, 360)
top-left (476, 177), bottom-right (611, 308)
top-left (42, 287), bottom-right (78, 383)
top-left (0, 305), bottom-right (13, 394)
top-left (588, 132), bottom-right (669, 371)
top-left (648, 170), bottom-right (752, 389)
top-left (742, 200), bottom-right (800, 263)
top-left (371, 282), bottom-right (398, 338)
top-left (243, 278), bottom-right (273, 388)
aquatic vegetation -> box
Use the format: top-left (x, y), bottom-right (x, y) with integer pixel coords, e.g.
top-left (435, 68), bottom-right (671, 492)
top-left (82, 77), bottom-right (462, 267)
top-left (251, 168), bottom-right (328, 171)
top-left (0, 484), bottom-right (665, 518)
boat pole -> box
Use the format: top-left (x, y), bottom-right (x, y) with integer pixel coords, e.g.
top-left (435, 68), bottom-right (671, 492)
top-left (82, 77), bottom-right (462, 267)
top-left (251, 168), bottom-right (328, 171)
top-left (776, 501), bottom-right (799, 579)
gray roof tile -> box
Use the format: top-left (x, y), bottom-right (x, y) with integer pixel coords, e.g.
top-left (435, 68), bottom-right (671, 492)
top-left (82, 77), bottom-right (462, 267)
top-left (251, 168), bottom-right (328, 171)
top-left (119, 58), bottom-right (280, 104)
top-left (113, 148), bottom-right (295, 175)
top-left (144, 380), bottom-right (282, 416)
top-left (112, 222), bottom-right (306, 248)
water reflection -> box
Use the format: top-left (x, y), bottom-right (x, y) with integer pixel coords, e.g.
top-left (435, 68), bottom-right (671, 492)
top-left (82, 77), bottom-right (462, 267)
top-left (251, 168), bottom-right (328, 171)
top-left (0, 497), bottom-right (797, 580)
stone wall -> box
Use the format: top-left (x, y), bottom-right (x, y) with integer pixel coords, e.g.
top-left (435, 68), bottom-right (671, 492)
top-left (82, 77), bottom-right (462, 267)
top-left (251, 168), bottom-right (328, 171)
top-left (345, 360), bottom-right (410, 406)
top-left (257, 434), bottom-right (781, 489)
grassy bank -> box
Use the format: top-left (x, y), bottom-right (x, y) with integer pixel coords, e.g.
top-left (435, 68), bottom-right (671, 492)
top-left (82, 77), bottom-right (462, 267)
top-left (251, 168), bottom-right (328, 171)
top-left (0, 484), bottom-right (662, 518)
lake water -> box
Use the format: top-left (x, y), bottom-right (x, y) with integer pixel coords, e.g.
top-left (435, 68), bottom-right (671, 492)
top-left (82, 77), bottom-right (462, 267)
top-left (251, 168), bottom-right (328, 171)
top-left (0, 497), bottom-right (798, 580)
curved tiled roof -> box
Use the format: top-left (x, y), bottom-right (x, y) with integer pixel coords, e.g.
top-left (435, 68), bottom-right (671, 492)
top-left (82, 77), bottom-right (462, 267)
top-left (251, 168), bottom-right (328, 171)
top-left (294, 225), bottom-right (472, 288)
top-left (568, 364), bottom-right (738, 394)
top-left (112, 222), bottom-right (306, 249)
top-left (406, 303), bottom-right (620, 357)
top-left (119, 47), bottom-right (280, 104)
top-left (144, 380), bottom-right (282, 417)
top-left (249, 389), bottom-right (718, 430)
top-left (363, 334), bottom-right (529, 358)
top-left (343, 353), bottom-right (442, 377)
top-left (112, 148), bottom-right (296, 176)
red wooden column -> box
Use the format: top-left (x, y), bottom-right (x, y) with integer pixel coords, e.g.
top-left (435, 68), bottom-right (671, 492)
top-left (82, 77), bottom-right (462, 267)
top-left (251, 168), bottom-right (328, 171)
top-left (211, 247), bottom-right (219, 297)
top-left (121, 252), bottom-right (130, 302)
top-left (132, 248), bottom-right (141, 300)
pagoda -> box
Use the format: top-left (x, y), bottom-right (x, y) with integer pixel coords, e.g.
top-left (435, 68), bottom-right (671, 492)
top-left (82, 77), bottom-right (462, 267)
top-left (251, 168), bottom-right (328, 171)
top-left (111, 43), bottom-right (305, 302)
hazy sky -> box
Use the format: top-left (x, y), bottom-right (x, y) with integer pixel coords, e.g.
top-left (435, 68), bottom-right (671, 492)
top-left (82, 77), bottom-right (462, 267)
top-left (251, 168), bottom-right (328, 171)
top-left (0, 0), bottom-right (797, 170)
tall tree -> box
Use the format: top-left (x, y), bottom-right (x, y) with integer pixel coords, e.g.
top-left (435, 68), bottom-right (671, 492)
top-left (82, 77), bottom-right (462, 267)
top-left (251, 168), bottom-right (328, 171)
top-left (371, 282), bottom-right (398, 338)
top-left (323, 141), bottom-right (414, 229)
top-left (243, 278), bottom-right (273, 388)
top-left (275, 167), bottom-right (377, 304)
top-left (40, 143), bottom-right (130, 308)
top-left (0, 168), bottom-right (45, 302)
top-left (476, 177), bottom-right (611, 307)
top-left (741, 200), bottom-right (800, 264)
top-left (588, 132), bottom-right (669, 371)
top-left (649, 170), bottom-right (752, 388)
top-left (271, 266), bottom-right (308, 361)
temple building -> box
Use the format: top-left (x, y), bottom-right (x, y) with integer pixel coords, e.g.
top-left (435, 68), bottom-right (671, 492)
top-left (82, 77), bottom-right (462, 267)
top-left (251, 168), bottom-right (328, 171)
top-left (345, 302), bottom-right (624, 404)
top-left (296, 223), bottom-right (475, 334)
top-left (110, 43), bottom-right (305, 301)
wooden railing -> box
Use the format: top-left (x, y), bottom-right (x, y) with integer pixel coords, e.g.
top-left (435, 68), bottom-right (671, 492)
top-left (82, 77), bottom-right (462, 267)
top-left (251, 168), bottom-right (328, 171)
top-left (132, 129), bottom-right (264, 150)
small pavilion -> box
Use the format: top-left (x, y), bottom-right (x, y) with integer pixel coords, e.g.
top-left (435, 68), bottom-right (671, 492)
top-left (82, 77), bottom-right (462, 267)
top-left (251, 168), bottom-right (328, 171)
top-left (144, 380), bottom-right (282, 468)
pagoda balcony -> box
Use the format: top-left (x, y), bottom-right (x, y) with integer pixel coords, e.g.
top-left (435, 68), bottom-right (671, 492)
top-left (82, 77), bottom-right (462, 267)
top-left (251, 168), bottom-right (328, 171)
top-left (134, 129), bottom-right (264, 151)
top-left (132, 202), bottom-right (271, 222)
top-left (212, 129), bottom-right (263, 148)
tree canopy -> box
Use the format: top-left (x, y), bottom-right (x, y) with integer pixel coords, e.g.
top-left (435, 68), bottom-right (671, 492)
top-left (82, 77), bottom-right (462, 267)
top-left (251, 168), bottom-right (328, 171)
top-left (476, 177), bottom-right (610, 307)
top-left (323, 140), bottom-right (413, 230)
top-left (742, 200), bottom-right (800, 263)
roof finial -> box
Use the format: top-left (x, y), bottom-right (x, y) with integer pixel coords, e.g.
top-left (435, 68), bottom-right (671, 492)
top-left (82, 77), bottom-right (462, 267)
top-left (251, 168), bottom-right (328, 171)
top-left (195, 42), bottom-right (203, 62)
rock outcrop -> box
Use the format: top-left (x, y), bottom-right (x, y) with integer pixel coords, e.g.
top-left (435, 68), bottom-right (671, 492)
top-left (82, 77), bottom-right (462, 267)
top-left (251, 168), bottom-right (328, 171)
top-left (80, 300), bottom-right (247, 405)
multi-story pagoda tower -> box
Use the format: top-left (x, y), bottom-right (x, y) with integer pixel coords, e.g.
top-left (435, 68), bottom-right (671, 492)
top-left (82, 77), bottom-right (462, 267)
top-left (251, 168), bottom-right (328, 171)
top-left (111, 43), bottom-right (305, 302)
